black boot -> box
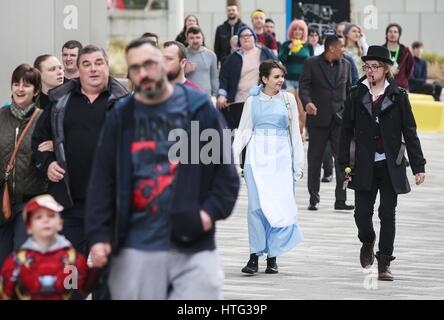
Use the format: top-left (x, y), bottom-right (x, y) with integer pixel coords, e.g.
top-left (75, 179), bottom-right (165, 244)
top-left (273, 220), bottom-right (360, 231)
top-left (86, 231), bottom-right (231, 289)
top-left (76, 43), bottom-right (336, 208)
top-left (360, 239), bottom-right (375, 268)
top-left (241, 253), bottom-right (258, 274)
top-left (265, 256), bottom-right (278, 274)
top-left (376, 253), bottom-right (396, 281)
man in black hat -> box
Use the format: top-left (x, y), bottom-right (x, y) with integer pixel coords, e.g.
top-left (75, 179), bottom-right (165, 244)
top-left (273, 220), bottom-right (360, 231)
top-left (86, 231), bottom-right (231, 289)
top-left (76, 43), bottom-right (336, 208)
top-left (339, 45), bottom-right (426, 281)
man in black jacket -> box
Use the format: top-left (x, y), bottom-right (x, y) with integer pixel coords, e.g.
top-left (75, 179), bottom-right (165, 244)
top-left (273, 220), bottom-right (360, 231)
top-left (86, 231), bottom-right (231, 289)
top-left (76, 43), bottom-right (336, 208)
top-left (299, 35), bottom-right (354, 211)
top-left (339, 46), bottom-right (426, 281)
top-left (31, 45), bottom-right (129, 255)
top-left (85, 39), bottom-right (239, 299)
top-left (214, 3), bottom-right (245, 65)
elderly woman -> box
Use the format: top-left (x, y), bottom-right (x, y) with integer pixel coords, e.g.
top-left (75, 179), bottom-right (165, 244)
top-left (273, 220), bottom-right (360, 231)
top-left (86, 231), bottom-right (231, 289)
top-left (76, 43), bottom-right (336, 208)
top-left (233, 60), bottom-right (304, 274)
top-left (33, 55), bottom-right (65, 110)
top-left (217, 25), bottom-right (276, 130)
top-left (0, 64), bottom-right (47, 266)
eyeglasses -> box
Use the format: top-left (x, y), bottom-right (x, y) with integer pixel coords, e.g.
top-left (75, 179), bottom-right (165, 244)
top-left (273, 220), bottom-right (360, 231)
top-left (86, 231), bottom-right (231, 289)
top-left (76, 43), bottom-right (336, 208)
top-left (362, 64), bottom-right (384, 72)
top-left (128, 59), bottom-right (159, 74)
top-left (240, 34), bottom-right (254, 39)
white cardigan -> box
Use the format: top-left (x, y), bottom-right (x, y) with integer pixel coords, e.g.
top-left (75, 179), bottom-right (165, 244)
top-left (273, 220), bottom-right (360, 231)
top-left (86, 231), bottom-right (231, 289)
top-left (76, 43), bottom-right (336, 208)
top-left (232, 90), bottom-right (305, 181)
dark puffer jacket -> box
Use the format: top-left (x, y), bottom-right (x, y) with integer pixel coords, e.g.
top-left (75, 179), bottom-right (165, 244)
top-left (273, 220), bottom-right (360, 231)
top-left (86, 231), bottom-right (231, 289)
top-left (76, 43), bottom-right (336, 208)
top-left (0, 106), bottom-right (47, 224)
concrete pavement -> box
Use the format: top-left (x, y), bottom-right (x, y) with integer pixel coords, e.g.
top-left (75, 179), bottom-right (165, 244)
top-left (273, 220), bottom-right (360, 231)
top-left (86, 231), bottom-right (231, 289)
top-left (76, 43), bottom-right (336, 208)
top-left (217, 133), bottom-right (444, 300)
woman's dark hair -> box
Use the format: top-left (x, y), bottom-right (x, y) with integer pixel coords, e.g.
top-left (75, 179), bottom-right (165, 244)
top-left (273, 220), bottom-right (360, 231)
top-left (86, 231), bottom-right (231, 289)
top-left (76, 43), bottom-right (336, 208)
top-left (11, 64), bottom-right (41, 101)
top-left (33, 54), bottom-right (53, 71)
top-left (308, 27), bottom-right (322, 44)
top-left (258, 60), bottom-right (287, 85)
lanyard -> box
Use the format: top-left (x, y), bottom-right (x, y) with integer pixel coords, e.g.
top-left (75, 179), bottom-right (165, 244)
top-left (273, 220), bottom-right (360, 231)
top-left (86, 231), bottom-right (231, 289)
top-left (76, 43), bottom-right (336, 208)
top-left (389, 45), bottom-right (400, 63)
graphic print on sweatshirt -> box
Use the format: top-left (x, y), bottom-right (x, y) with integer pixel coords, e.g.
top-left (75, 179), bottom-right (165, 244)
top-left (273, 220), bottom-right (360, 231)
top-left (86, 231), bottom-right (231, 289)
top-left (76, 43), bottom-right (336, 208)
top-left (126, 87), bottom-right (189, 250)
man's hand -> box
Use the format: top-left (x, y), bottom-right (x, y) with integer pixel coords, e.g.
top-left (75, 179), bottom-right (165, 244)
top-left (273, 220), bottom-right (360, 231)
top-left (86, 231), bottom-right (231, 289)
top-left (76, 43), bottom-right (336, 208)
top-left (90, 243), bottom-right (112, 268)
top-left (185, 62), bottom-right (196, 74)
top-left (306, 103), bottom-right (317, 116)
top-left (200, 210), bottom-right (213, 232)
top-left (47, 161), bottom-right (65, 182)
top-left (415, 172), bottom-right (425, 185)
top-left (217, 96), bottom-right (228, 109)
top-left (38, 140), bottom-right (54, 152)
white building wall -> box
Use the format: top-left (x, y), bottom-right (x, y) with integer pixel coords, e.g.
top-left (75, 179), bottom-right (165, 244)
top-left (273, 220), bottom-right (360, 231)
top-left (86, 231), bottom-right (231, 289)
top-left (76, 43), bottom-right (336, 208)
top-left (0, 0), bottom-right (108, 102)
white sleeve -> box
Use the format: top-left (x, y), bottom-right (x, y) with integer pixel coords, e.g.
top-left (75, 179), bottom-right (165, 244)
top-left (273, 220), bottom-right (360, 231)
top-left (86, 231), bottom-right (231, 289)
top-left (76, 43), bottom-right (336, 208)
top-left (287, 92), bottom-right (305, 181)
top-left (359, 36), bottom-right (369, 56)
top-left (232, 97), bottom-right (253, 165)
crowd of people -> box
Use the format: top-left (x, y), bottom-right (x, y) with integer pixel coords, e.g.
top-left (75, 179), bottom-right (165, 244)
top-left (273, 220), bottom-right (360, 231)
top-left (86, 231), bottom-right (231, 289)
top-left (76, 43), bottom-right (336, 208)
top-left (0, 3), bottom-right (430, 300)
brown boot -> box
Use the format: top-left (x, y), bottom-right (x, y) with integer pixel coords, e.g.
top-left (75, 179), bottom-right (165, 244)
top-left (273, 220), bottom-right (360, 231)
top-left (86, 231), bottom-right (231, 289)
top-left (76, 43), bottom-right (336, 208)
top-left (360, 240), bottom-right (375, 268)
top-left (376, 253), bottom-right (396, 281)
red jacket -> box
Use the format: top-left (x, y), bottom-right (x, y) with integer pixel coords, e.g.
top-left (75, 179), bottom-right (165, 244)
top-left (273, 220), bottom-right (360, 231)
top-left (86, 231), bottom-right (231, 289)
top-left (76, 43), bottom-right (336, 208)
top-left (383, 43), bottom-right (414, 89)
top-left (0, 235), bottom-right (91, 300)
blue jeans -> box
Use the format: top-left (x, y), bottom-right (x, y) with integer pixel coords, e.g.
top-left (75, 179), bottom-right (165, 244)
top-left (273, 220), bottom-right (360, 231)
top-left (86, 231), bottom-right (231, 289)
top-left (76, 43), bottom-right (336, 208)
top-left (0, 203), bottom-right (27, 266)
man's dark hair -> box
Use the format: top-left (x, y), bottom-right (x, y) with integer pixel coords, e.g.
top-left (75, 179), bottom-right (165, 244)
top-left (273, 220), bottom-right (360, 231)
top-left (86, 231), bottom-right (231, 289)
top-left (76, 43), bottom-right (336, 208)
top-left (265, 18), bottom-right (275, 24)
top-left (11, 64), bottom-right (41, 99)
top-left (141, 32), bottom-right (159, 43)
top-left (385, 23), bottom-right (403, 45)
top-left (125, 38), bottom-right (159, 54)
top-left (164, 41), bottom-right (187, 61)
top-left (62, 40), bottom-right (83, 51)
top-left (77, 45), bottom-right (108, 67)
top-left (186, 26), bottom-right (203, 37)
top-left (324, 35), bottom-right (341, 51)
top-left (411, 41), bottom-right (423, 50)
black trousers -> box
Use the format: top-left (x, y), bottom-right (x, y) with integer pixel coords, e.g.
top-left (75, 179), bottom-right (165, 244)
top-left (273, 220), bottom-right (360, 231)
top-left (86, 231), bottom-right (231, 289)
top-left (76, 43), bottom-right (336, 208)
top-left (307, 122), bottom-right (346, 205)
top-left (61, 201), bottom-right (88, 256)
top-left (411, 82), bottom-right (442, 101)
top-left (322, 141), bottom-right (333, 177)
top-left (0, 204), bottom-right (27, 267)
top-left (354, 161), bottom-right (397, 256)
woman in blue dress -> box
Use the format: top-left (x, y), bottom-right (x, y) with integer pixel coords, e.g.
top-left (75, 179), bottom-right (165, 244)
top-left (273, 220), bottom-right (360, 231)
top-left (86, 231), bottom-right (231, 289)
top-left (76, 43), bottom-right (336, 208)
top-left (233, 61), bottom-right (304, 274)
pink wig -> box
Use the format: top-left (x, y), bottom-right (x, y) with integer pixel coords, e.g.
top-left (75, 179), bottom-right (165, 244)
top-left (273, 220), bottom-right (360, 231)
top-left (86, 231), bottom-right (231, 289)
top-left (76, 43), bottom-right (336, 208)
top-left (287, 19), bottom-right (308, 43)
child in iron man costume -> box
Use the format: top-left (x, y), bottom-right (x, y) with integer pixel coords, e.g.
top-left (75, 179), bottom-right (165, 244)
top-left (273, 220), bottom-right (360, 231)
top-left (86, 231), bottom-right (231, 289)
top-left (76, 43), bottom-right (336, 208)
top-left (0, 195), bottom-right (97, 300)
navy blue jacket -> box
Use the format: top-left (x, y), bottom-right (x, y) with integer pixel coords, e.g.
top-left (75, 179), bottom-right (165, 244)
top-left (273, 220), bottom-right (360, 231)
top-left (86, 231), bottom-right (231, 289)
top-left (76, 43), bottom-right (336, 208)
top-left (218, 47), bottom-right (277, 103)
top-left (409, 57), bottom-right (427, 92)
top-left (343, 54), bottom-right (359, 85)
top-left (85, 84), bottom-right (240, 253)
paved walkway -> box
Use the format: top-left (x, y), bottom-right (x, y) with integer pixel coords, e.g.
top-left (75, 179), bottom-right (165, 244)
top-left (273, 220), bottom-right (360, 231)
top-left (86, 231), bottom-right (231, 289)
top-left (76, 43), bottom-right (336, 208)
top-left (217, 133), bottom-right (444, 300)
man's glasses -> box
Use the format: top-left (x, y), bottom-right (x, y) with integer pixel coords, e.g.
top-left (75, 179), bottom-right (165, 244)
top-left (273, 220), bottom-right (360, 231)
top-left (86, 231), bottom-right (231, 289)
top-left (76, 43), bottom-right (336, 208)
top-left (128, 59), bottom-right (159, 74)
top-left (362, 64), bottom-right (384, 72)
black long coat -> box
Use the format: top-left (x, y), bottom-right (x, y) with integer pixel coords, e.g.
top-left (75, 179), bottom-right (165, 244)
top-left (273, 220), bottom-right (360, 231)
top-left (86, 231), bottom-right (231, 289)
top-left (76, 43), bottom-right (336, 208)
top-left (339, 78), bottom-right (426, 194)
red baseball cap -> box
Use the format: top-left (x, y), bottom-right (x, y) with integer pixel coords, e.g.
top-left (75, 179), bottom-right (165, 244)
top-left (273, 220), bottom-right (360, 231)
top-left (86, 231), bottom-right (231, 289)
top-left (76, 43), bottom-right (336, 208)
top-left (23, 194), bottom-right (64, 225)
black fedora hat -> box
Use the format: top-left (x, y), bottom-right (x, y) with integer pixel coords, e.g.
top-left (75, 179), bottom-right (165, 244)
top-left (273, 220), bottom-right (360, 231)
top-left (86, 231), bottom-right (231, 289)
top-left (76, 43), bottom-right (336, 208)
top-left (362, 45), bottom-right (393, 65)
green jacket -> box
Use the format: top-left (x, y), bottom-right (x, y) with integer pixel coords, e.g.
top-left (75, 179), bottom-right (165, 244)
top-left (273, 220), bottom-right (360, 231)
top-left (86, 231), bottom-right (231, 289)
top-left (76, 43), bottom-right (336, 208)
top-left (0, 106), bottom-right (47, 223)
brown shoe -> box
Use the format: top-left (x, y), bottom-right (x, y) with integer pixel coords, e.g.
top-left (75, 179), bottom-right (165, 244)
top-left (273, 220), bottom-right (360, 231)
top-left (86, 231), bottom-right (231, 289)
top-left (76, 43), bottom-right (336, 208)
top-left (376, 253), bottom-right (396, 281)
top-left (360, 240), bottom-right (375, 268)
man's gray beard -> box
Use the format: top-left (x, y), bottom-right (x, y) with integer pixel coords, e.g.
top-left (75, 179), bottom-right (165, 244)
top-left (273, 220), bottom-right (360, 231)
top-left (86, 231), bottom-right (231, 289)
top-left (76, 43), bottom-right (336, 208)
top-left (136, 78), bottom-right (166, 99)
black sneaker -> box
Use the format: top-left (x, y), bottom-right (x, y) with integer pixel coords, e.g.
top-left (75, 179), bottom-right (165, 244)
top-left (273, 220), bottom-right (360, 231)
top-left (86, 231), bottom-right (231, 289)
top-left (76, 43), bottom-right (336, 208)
top-left (334, 200), bottom-right (354, 210)
top-left (321, 175), bottom-right (333, 182)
